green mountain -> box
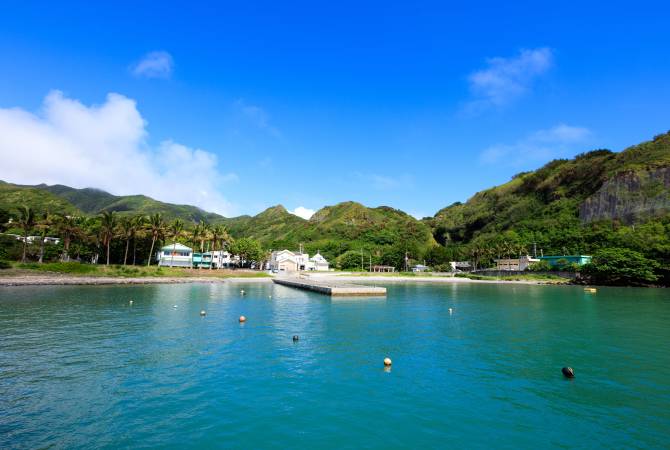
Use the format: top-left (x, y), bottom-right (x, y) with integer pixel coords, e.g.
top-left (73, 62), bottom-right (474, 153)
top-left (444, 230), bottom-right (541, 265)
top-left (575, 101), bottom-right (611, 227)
top-left (0, 182), bottom-right (437, 262)
top-left (8, 183), bottom-right (225, 223)
top-left (2, 130), bottom-right (669, 269)
top-left (0, 181), bottom-right (82, 216)
top-left (427, 131), bottom-right (670, 259)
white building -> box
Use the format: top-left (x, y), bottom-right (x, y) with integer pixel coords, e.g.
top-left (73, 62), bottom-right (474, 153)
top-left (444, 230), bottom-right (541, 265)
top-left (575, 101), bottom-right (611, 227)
top-left (269, 249), bottom-right (329, 272)
top-left (157, 243), bottom-right (193, 267)
top-left (211, 250), bottom-right (239, 268)
top-left (494, 255), bottom-right (539, 271)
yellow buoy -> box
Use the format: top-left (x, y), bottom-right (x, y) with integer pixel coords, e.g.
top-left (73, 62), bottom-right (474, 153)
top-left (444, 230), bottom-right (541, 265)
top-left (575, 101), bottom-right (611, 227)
top-left (384, 357), bottom-right (392, 366)
top-left (584, 287), bottom-right (597, 293)
top-left (239, 315), bottom-right (246, 323)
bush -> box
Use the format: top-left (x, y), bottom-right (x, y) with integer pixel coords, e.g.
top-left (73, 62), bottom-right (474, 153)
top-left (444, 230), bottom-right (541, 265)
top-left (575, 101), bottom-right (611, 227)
top-left (528, 261), bottom-right (552, 272)
top-left (581, 248), bottom-right (659, 286)
top-left (0, 260), bottom-right (11, 269)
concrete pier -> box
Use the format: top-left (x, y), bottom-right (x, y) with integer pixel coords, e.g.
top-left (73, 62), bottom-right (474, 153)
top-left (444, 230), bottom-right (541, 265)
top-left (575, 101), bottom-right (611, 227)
top-left (272, 277), bottom-right (387, 296)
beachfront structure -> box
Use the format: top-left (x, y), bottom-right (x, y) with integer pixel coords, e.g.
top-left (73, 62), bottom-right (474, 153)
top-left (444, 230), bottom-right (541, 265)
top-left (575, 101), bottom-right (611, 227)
top-left (411, 264), bottom-right (430, 272)
top-left (450, 261), bottom-right (471, 272)
top-left (495, 255), bottom-right (539, 271)
top-left (192, 250), bottom-right (238, 269)
top-left (539, 255), bottom-right (592, 268)
top-left (157, 243), bottom-right (193, 267)
top-left (372, 265), bottom-right (395, 273)
top-left (269, 249), bottom-right (329, 272)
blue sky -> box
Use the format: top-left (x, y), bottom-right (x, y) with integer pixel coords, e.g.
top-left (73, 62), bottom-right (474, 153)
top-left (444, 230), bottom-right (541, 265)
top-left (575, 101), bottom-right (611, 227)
top-left (0, 1), bottom-right (669, 218)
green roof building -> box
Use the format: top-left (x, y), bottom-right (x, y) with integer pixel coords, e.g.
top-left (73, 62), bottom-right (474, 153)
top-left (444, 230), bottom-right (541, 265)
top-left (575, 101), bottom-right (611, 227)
top-left (538, 255), bottom-right (592, 267)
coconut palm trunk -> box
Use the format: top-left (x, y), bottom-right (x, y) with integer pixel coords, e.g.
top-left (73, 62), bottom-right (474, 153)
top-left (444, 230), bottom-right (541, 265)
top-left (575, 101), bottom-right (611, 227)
top-left (123, 237), bottom-right (130, 265)
top-left (148, 236), bottom-right (156, 267)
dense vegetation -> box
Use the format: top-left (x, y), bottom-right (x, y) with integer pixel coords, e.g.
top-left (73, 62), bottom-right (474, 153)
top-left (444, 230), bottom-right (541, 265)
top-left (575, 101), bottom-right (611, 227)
top-left (1, 131), bottom-right (670, 284)
top-left (426, 131), bottom-right (670, 284)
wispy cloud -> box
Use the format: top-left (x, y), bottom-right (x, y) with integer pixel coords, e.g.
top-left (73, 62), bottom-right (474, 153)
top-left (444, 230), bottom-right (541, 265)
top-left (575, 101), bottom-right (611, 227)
top-left (466, 47), bottom-right (553, 111)
top-left (480, 124), bottom-right (592, 166)
top-left (289, 206), bottom-right (316, 220)
top-left (235, 99), bottom-right (281, 137)
top-left (0, 91), bottom-right (238, 215)
top-left (131, 51), bottom-right (174, 79)
top-left (352, 172), bottom-right (414, 191)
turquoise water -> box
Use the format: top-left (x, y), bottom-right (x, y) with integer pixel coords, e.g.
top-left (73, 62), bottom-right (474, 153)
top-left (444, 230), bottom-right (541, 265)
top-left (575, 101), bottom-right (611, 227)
top-left (1, 282), bottom-right (669, 449)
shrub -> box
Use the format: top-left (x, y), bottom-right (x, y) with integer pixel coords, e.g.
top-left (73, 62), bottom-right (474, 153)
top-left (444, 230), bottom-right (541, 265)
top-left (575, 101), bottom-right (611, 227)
top-left (528, 261), bottom-right (552, 272)
top-left (581, 248), bottom-right (659, 286)
top-left (0, 260), bottom-right (12, 269)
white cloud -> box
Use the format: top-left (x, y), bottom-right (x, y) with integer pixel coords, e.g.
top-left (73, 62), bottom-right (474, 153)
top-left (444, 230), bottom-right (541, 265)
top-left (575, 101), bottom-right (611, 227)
top-left (467, 47), bottom-right (553, 109)
top-left (132, 51), bottom-right (174, 79)
top-left (479, 124), bottom-right (592, 166)
top-left (235, 99), bottom-right (281, 137)
top-left (289, 206), bottom-right (316, 220)
top-left (0, 90), bottom-right (238, 215)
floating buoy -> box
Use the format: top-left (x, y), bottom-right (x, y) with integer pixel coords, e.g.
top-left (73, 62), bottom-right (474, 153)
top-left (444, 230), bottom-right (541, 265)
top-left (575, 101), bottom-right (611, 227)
top-left (292, 335), bottom-right (299, 342)
top-left (240, 289), bottom-right (245, 295)
top-left (239, 315), bottom-right (246, 323)
top-left (200, 310), bottom-right (207, 316)
top-left (584, 287), bottom-right (597, 293)
top-left (562, 367), bottom-right (575, 378)
top-left (384, 357), bottom-right (392, 367)
top-left (268, 295), bottom-right (272, 299)
top-left (129, 300), bottom-right (133, 305)
top-left (173, 305), bottom-right (178, 308)
top-left (448, 307), bottom-right (453, 314)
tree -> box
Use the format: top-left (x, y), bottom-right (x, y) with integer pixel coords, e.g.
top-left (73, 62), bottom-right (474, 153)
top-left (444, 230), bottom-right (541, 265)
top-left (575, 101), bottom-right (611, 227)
top-left (198, 221), bottom-right (211, 252)
top-left (581, 248), bottom-right (660, 286)
top-left (34, 212), bottom-right (54, 264)
top-left (55, 215), bottom-right (81, 262)
top-left (228, 237), bottom-right (263, 268)
top-left (99, 211), bottom-right (117, 266)
top-left (16, 206), bottom-right (35, 263)
top-left (146, 213), bottom-right (166, 266)
top-left (167, 219), bottom-right (185, 267)
top-left (336, 250), bottom-right (364, 270)
top-left (130, 216), bottom-right (145, 265)
top-left (118, 217), bottom-right (140, 266)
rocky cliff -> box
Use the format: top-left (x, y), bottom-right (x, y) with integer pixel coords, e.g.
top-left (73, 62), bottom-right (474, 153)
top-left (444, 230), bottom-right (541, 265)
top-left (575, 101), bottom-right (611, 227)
top-left (579, 167), bottom-right (670, 223)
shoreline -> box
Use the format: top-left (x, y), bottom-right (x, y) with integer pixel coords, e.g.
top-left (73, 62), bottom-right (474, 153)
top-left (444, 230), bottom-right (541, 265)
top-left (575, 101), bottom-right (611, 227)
top-left (0, 275), bottom-right (273, 287)
top-left (0, 272), bottom-right (568, 287)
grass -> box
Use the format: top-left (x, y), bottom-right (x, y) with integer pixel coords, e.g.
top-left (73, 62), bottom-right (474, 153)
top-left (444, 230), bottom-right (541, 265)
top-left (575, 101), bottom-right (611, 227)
top-left (454, 272), bottom-right (570, 283)
top-left (1, 261), bottom-right (271, 279)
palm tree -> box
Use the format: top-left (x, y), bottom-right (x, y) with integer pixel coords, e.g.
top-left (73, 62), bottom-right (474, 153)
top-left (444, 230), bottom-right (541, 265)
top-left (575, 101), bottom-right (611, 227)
top-left (99, 211), bottom-right (117, 266)
top-left (131, 215), bottom-right (145, 265)
top-left (198, 221), bottom-right (211, 253)
top-left (16, 206), bottom-right (35, 263)
top-left (211, 224), bottom-right (231, 251)
top-left (146, 213), bottom-right (166, 266)
top-left (34, 212), bottom-right (54, 264)
top-left (190, 222), bottom-right (202, 253)
top-left (55, 215), bottom-right (81, 262)
top-left (118, 217), bottom-right (134, 266)
top-left (168, 219), bottom-right (185, 267)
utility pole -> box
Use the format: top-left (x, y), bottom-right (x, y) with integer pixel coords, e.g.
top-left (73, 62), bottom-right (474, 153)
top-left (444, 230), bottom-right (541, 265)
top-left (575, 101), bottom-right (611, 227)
top-left (360, 249), bottom-right (364, 271)
top-left (532, 242), bottom-right (537, 258)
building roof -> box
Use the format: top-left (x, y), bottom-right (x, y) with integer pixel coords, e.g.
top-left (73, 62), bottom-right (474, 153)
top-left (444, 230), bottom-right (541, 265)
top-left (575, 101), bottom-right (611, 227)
top-left (160, 243), bottom-right (193, 252)
top-left (539, 255), bottom-right (591, 259)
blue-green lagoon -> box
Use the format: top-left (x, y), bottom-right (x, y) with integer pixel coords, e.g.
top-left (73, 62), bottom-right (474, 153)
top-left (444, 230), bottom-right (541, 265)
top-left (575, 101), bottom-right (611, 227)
top-left (1, 282), bottom-right (669, 448)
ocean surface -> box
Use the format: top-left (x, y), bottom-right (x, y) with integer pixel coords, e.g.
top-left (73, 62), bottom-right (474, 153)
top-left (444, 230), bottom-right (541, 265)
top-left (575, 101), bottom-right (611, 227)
top-left (0, 282), bottom-right (668, 449)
